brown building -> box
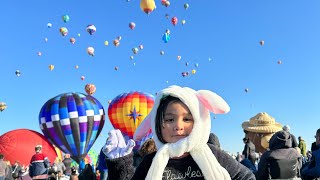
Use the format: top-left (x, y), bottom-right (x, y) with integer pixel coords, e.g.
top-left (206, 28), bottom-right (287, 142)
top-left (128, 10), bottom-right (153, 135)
top-left (242, 112), bottom-right (282, 153)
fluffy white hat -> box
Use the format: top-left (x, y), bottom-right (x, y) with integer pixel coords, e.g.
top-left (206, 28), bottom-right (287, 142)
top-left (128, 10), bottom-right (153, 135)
top-left (134, 85), bottom-right (231, 180)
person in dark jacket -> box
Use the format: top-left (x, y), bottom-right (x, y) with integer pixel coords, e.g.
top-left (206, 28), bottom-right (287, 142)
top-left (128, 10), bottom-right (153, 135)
top-left (78, 164), bottom-right (95, 180)
top-left (62, 154), bottom-right (72, 176)
top-left (103, 85), bottom-right (256, 180)
top-left (28, 145), bottom-right (50, 180)
top-left (97, 148), bottom-right (108, 180)
top-left (283, 125), bottom-right (298, 148)
top-left (301, 128), bottom-right (320, 179)
top-left (256, 130), bottom-right (301, 179)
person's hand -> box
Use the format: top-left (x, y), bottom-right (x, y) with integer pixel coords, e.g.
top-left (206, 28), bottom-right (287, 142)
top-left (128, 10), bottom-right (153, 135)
top-left (102, 129), bottom-right (135, 159)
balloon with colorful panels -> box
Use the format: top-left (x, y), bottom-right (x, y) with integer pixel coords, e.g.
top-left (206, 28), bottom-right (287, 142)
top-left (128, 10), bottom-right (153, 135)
top-left (85, 84), bottom-right (96, 95)
top-left (62, 15), bottom-right (70, 23)
top-left (0, 102), bottom-right (7, 112)
top-left (60, 27), bottom-right (68, 37)
top-left (70, 149), bottom-right (98, 166)
top-left (108, 92), bottom-right (154, 150)
top-left (39, 92), bottom-right (105, 163)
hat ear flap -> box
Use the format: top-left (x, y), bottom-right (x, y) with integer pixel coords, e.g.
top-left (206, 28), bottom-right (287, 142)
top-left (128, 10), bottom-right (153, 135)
top-left (134, 114), bottom-right (152, 141)
top-left (196, 90), bottom-right (230, 114)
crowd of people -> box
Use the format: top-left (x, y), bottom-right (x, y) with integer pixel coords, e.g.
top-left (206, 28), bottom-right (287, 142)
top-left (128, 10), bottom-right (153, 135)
top-left (0, 85), bottom-right (319, 180)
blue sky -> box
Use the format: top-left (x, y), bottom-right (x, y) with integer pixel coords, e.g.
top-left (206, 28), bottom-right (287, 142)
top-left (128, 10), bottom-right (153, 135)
top-left (1, 0), bottom-right (320, 155)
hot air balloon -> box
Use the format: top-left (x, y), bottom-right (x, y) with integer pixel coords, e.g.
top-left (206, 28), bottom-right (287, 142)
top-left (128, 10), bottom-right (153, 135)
top-left (87, 47), bottom-right (94, 56)
top-left (277, 60), bottom-right (282, 64)
top-left (138, 45), bottom-right (144, 50)
top-left (108, 91), bottom-right (154, 150)
top-left (0, 129), bottom-right (59, 166)
top-left (81, 76), bottom-right (85, 80)
top-left (70, 38), bottom-right (76, 44)
top-left (85, 84), bottom-right (96, 95)
top-left (39, 93), bottom-right (105, 163)
top-left (132, 47), bottom-right (139, 54)
top-left (15, 70), bottom-right (21, 77)
top-left (191, 69), bottom-right (196, 74)
top-left (184, 3), bottom-right (189, 10)
top-left (62, 15), bottom-right (70, 23)
top-left (162, 33), bottom-right (170, 43)
top-left (181, 20), bottom-right (186, 25)
top-left (177, 56), bottom-right (181, 61)
top-left (75, 65), bottom-right (79, 69)
top-left (181, 71), bottom-right (189, 77)
top-left (44, 38), bottom-right (48, 42)
top-left (245, 88), bottom-right (249, 93)
top-left (165, 13), bottom-right (170, 19)
top-left (60, 27), bottom-right (68, 36)
top-left (140, 0), bottom-right (156, 14)
top-left (117, 36), bottom-right (122, 41)
top-left (160, 50), bottom-right (165, 55)
top-left (129, 22), bottom-right (136, 30)
top-left (113, 39), bottom-right (120, 47)
top-left (114, 66), bottom-right (119, 71)
top-left (130, 56), bottom-right (134, 60)
top-left (38, 52), bottom-right (42, 56)
top-left (47, 23), bottom-right (52, 28)
top-left (49, 64), bottom-right (55, 71)
top-left (260, 40), bottom-right (265, 46)
top-left (161, 0), bottom-right (166, 5)
top-left (0, 102), bottom-right (6, 112)
top-left (195, 63), bottom-right (199, 67)
top-left (171, 17), bottom-right (178, 26)
top-left (86, 25), bottom-right (96, 35)
top-left (164, 0), bottom-right (170, 7)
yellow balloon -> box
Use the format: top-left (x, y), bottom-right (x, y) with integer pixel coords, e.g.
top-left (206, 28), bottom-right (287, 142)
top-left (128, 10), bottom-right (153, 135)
top-left (140, 0), bottom-right (156, 14)
top-left (191, 69), bottom-right (196, 74)
top-left (49, 64), bottom-right (54, 71)
top-left (104, 41), bottom-right (109, 46)
top-left (75, 65), bottom-right (79, 69)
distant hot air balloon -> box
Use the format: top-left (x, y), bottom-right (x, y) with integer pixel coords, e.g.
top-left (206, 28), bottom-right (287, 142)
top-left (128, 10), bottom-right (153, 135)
top-left (117, 36), bottom-right (122, 41)
top-left (140, 0), bottom-right (156, 14)
top-left (38, 52), bottom-right (42, 56)
top-left (138, 45), bottom-right (144, 50)
top-left (161, 0), bottom-right (166, 5)
top-left (184, 3), bottom-right (189, 10)
top-left (39, 93), bottom-right (105, 163)
top-left (191, 69), bottom-right (196, 74)
top-left (260, 40), bottom-right (265, 46)
top-left (185, 62), bottom-right (189, 66)
top-left (0, 102), bottom-right (7, 112)
top-left (277, 60), bottom-right (282, 64)
top-left (160, 50), bottom-right (165, 55)
top-left (15, 70), bottom-right (21, 77)
top-left (104, 41), bottom-right (109, 46)
top-left (165, 13), bottom-right (170, 19)
top-left (59, 27), bottom-right (68, 36)
top-left (245, 88), bottom-right (249, 93)
top-left (86, 25), bottom-right (96, 35)
top-left (177, 56), bottom-right (181, 61)
top-left (49, 64), bottom-right (55, 71)
top-left (78, 33), bottom-right (81, 37)
top-left (62, 15), bottom-right (70, 23)
top-left (195, 63), bottom-right (199, 67)
top-left (181, 20), bottom-right (186, 25)
top-left (114, 66), bottom-right (119, 71)
top-left (0, 129), bottom-right (59, 166)
top-left (164, 1), bottom-right (170, 7)
top-left (47, 23), bottom-right (52, 28)
top-left (181, 71), bottom-right (189, 77)
top-left (129, 22), bottom-right (136, 30)
top-left (113, 39), bottom-right (120, 47)
top-left (81, 76), bottom-right (85, 80)
top-left (87, 47), bottom-right (95, 56)
top-left (70, 38), bottom-right (76, 44)
top-left (132, 47), bottom-right (139, 54)
top-left (75, 65), bottom-right (79, 69)
top-left (171, 17), bottom-right (178, 26)
top-left (130, 56), bottom-right (134, 60)
top-left (108, 91), bottom-right (154, 150)
top-left (85, 84), bottom-right (96, 95)
top-left (162, 33), bottom-right (170, 43)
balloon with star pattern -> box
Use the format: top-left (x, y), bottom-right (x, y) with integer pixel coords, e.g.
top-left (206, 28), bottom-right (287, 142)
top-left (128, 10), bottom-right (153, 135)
top-left (108, 91), bottom-right (154, 149)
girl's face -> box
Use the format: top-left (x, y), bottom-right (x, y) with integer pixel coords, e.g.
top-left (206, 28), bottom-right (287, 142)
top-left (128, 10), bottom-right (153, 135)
top-left (161, 101), bottom-right (194, 143)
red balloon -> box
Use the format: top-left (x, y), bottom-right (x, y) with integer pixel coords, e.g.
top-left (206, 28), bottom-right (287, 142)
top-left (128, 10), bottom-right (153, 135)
top-left (0, 129), bottom-right (58, 166)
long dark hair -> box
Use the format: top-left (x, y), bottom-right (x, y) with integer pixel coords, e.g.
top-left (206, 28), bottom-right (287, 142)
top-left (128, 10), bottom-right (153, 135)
top-left (155, 96), bottom-right (183, 144)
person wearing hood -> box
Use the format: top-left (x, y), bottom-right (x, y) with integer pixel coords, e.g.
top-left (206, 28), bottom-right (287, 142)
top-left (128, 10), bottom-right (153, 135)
top-left (103, 85), bottom-right (255, 180)
top-left (256, 130), bottom-right (302, 179)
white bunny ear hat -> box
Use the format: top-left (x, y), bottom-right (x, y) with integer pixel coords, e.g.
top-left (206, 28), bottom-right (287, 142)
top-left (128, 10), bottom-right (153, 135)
top-left (134, 85), bottom-right (231, 180)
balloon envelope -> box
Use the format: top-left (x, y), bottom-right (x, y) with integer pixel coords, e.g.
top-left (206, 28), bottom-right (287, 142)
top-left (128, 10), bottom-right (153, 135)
top-left (0, 102), bottom-right (7, 112)
top-left (39, 93), bottom-right (105, 163)
top-left (108, 92), bottom-right (154, 150)
top-left (0, 129), bottom-right (58, 166)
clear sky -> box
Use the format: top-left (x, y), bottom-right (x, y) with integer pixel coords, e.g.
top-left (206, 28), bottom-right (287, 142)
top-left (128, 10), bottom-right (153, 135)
top-left (1, 0), bottom-right (320, 155)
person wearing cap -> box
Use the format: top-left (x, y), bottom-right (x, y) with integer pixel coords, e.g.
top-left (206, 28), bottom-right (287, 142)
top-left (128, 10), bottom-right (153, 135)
top-left (282, 125), bottom-right (298, 148)
top-left (256, 130), bottom-right (302, 179)
top-left (301, 128), bottom-right (320, 179)
top-left (102, 85), bottom-right (255, 180)
top-left (29, 145), bottom-right (50, 180)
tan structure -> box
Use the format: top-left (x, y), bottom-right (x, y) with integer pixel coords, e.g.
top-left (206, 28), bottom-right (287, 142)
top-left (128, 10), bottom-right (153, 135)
top-left (242, 112), bottom-right (282, 153)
